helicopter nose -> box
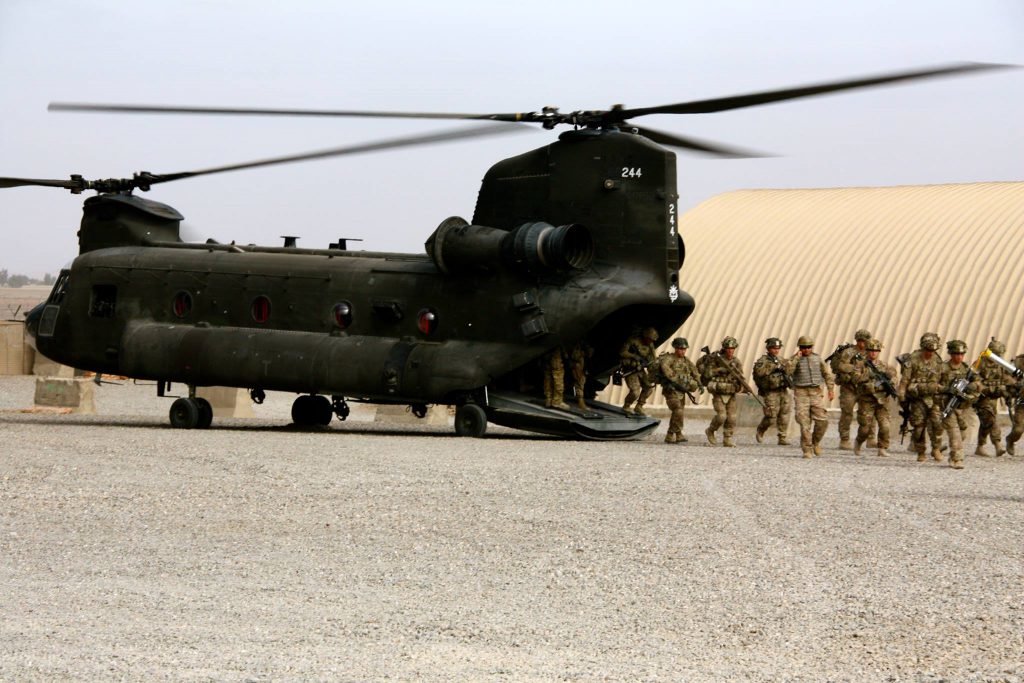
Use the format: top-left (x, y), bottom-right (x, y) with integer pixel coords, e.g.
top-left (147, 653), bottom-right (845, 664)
top-left (23, 301), bottom-right (45, 346)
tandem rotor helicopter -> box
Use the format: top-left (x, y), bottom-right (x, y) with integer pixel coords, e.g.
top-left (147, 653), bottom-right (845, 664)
top-left (4, 62), bottom-right (1008, 439)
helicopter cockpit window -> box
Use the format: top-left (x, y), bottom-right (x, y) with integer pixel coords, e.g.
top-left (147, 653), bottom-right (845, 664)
top-left (89, 285), bottom-right (117, 319)
top-left (333, 302), bottom-right (353, 330)
top-left (251, 295), bottom-right (271, 324)
top-left (47, 270), bottom-right (71, 305)
top-left (172, 291), bottom-right (193, 319)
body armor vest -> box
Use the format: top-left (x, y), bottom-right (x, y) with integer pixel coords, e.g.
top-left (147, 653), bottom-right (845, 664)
top-left (792, 354), bottom-right (825, 387)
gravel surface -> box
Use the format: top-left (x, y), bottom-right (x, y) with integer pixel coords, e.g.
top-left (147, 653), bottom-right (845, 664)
top-left (1, 375), bottom-right (1022, 681)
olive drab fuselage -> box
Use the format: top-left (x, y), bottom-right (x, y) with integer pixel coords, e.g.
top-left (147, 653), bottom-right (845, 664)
top-left (30, 129), bottom-right (694, 406)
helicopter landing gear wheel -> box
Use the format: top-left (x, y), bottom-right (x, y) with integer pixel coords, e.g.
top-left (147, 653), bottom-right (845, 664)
top-left (332, 396), bottom-right (350, 421)
top-left (454, 403), bottom-right (487, 438)
top-left (169, 397), bottom-right (201, 429)
top-left (194, 397), bottom-right (213, 429)
top-left (292, 395), bottom-right (333, 426)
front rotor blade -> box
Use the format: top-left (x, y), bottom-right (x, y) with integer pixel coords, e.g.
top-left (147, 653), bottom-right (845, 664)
top-left (143, 123), bottom-right (531, 186)
top-left (49, 101), bottom-right (534, 123)
top-left (0, 177), bottom-right (83, 190)
top-left (619, 62), bottom-right (1015, 118)
top-left (631, 125), bottom-right (771, 158)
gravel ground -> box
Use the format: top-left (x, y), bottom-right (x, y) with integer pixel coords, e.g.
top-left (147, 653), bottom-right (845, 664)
top-left (0, 375), bottom-right (1021, 682)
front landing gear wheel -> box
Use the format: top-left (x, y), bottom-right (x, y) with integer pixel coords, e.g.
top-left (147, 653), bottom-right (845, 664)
top-left (195, 397), bottom-right (213, 429)
top-left (292, 395), bottom-right (334, 426)
top-left (454, 403), bottom-right (488, 437)
top-left (169, 397), bottom-right (200, 429)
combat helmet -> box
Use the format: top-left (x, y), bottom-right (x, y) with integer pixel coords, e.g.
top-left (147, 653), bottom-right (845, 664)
top-left (797, 335), bottom-right (814, 348)
top-left (671, 337), bottom-right (689, 349)
top-left (947, 339), bottom-right (967, 354)
top-left (866, 338), bottom-right (883, 352)
top-left (920, 334), bottom-right (939, 351)
top-left (988, 337), bottom-right (1006, 355)
top-left (721, 336), bottom-right (739, 349)
top-left (764, 337), bottom-right (782, 349)
top-left (854, 329), bottom-right (872, 342)
top-left (642, 327), bottom-right (659, 342)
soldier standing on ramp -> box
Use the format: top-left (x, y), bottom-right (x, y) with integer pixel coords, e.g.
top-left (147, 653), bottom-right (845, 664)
top-left (786, 336), bottom-right (835, 458)
top-left (619, 327), bottom-right (659, 417)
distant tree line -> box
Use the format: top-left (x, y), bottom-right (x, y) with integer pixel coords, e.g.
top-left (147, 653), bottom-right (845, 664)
top-left (0, 269), bottom-right (56, 288)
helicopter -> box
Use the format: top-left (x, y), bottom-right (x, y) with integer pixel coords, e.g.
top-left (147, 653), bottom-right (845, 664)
top-left (4, 62), bottom-right (1009, 439)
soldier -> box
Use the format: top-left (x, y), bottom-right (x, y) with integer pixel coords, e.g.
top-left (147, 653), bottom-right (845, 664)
top-left (896, 332), bottom-right (945, 455)
top-left (542, 347), bottom-right (569, 410)
top-left (619, 327), bottom-right (658, 416)
top-left (852, 339), bottom-right (897, 458)
top-left (898, 334), bottom-right (945, 462)
top-left (785, 336), bottom-right (835, 458)
top-left (1005, 351), bottom-right (1024, 456)
top-left (974, 338), bottom-right (1013, 457)
top-left (939, 339), bottom-right (981, 469)
top-left (698, 336), bottom-right (745, 447)
top-left (568, 341), bottom-right (593, 410)
top-left (831, 329), bottom-right (873, 450)
top-left (752, 337), bottom-right (792, 445)
top-left (656, 337), bottom-right (701, 444)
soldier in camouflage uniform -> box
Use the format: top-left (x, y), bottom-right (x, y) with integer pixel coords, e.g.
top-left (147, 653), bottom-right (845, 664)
top-left (851, 339), bottom-right (897, 458)
top-left (785, 336), bottom-right (835, 458)
top-left (657, 337), bottom-right (701, 444)
top-left (939, 339), bottom-right (981, 469)
top-left (542, 347), bottom-right (569, 410)
top-left (897, 332), bottom-right (945, 455)
top-left (752, 337), bottom-right (792, 445)
top-left (619, 327), bottom-right (659, 416)
top-left (898, 334), bottom-right (945, 462)
top-left (698, 336), bottom-right (745, 447)
top-left (831, 329), bottom-right (873, 450)
top-left (974, 338), bottom-right (1013, 457)
top-left (1005, 352), bottom-right (1024, 456)
top-left (568, 341), bottom-right (593, 410)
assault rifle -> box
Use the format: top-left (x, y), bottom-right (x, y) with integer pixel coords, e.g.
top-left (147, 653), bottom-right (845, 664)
top-left (664, 378), bottom-right (702, 405)
top-left (699, 346), bottom-right (765, 409)
top-left (941, 359), bottom-right (980, 420)
top-left (825, 343), bottom-right (853, 364)
top-left (611, 356), bottom-right (655, 385)
top-left (865, 359), bottom-right (898, 399)
top-left (768, 355), bottom-right (794, 389)
top-left (895, 353), bottom-right (912, 443)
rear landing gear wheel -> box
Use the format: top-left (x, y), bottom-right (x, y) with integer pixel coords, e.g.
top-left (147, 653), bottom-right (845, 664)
top-left (169, 397), bottom-right (200, 429)
top-left (292, 395), bottom-right (333, 426)
top-left (195, 397), bottom-right (213, 429)
top-left (454, 403), bottom-right (487, 438)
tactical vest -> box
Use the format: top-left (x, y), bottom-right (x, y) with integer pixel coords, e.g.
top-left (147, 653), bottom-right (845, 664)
top-left (791, 354), bottom-right (825, 387)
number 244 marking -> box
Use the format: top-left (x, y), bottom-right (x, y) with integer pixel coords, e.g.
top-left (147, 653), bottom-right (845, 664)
top-left (621, 167), bottom-right (642, 178)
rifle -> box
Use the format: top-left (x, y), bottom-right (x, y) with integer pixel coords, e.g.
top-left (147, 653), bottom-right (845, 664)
top-left (768, 355), bottom-right (793, 389)
top-left (612, 356), bottom-right (655, 385)
top-left (899, 400), bottom-right (911, 444)
top-left (825, 343), bottom-right (853, 364)
top-left (700, 345), bottom-right (765, 408)
top-left (941, 363), bottom-right (980, 420)
top-left (865, 359), bottom-right (898, 399)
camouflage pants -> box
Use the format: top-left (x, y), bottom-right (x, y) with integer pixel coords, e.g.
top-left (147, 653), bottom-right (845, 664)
top-left (838, 385), bottom-right (865, 441)
top-left (664, 390), bottom-right (686, 437)
top-left (542, 349), bottom-right (564, 405)
top-left (623, 371), bottom-right (654, 409)
top-left (709, 393), bottom-right (738, 438)
top-left (909, 398), bottom-right (943, 454)
top-left (793, 386), bottom-right (828, 450)
top-left (757, 390), bottom-right (791, 439)
top-left (856, 394), bottom-right (891, 449)
top-left (943, 408), bottom-right (969, 463)
top-left (1008, 406), bottom-right (1024, 448)
top-left (975, 396), bottom-right (1003, 447)
top-left (570, 359), bottom-right (586, 402)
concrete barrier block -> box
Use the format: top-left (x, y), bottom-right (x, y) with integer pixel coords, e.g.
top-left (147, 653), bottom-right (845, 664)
top-left (34, 377), bottom-right (95, 413)
top-left (374, 404), bottom-right (450, 426)
top-left (195, 386), bottom-right (255, 418)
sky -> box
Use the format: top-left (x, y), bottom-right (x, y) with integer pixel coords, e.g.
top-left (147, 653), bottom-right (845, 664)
top-left (1, 0), bottom-right (1022, 278)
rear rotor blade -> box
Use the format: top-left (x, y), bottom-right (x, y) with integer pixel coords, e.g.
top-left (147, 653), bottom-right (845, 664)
top-left (618, 62), bottom-right (1015, 118)
top-left (0, 176), bottom-right (84, 190)
top-left (631, 125), bottom-right (771, 158)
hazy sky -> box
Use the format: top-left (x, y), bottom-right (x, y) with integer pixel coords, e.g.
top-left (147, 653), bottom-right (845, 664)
top-left (2, 0), bottom-right (1022, 277)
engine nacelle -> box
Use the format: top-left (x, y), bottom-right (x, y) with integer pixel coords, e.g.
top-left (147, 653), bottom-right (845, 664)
top-left (425, 216), bottom-right (594, 275)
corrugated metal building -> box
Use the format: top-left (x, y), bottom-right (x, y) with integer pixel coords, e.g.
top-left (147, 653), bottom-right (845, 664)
top-left (602, 181), bottom-right (1024, 408)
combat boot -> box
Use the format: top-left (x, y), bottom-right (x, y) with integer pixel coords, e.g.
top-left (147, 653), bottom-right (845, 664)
top-left (679, 434), bottom-right (689, 443)
top-left (994, 442), bottom-right (1006, 457)
top-left (853, 439), bottom-right (864, 456)
top-left (723, 436), bottom-right (735, 448)
top-left (876, 448), bottom-right (889, 457)
top-left (839, 439), bottom-right (853, 451)
top-left (866, 438), bottom-right (878, 448)
top-left (975, 445), bottom-right (990, 457)
top-left (633, 405), bottom-right (647, 417)
top-left (664, 433), bottom-right (678, 444)
top-left (551, 399), bottom-right (570, 410)
top-left (755, 428), bottom-right (765, 444)
top-left (577, 398), bottom-right (587, 411)
top-left (931, 448), bottom-right (944, 462)
top-left (778, 437), bottom-right (790, 446)
top-left (802, 448), bottom-right (813, 459)
top-left (950, 458), bottom-right (964, 470)
top-left (1006, 437), bottom-right (1015, 456)
top-left (916, 449), bottom-right (927, 462)
top-left (813, 443), bottom-right (823, 457)
top-left (705, 427), bottom-right (717, 446)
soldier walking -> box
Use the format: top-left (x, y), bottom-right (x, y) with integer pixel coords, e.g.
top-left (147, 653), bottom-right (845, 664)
top-left (619, 327), bottom-right (659, 416)
top-left (975, 338), bottom-right (1013, 457)
top-left (698, 336), bottom-right (746, 447)
top-left (656, 337), bottom-right (701, 444)
top-left (1004, 351), bottom-right (1024, 456)
top-left (831, 329), bottom-right (874, 450)
top-left (752, 337), bottom-right (792, 445)
top-left (939, 339), bottom-right (980, 469)
top-left (898, 334), bottom-right (946, 462)
top-left (786, 336), bottom-right (835, 458)
top-left (852, 339), bottom-right (897, 458)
